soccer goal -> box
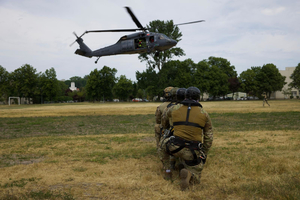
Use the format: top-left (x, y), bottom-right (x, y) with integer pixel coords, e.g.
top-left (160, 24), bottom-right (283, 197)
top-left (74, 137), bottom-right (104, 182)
top-left (9, 97), bottom-right (20, 106)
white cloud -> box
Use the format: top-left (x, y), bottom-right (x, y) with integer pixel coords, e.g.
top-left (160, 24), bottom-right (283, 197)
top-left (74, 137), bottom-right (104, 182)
top-left (262, 7), bottom-right (286, 16)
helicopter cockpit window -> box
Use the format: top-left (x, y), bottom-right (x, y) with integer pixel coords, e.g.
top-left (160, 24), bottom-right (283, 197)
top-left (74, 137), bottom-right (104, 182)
top-left (158, 35), bottom-right (164, 40)
top-left (158, 34), bottom-right (170, 40)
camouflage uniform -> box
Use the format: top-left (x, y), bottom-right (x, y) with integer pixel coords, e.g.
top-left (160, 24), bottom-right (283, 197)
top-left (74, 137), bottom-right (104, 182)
top-left (262, 92), bottom-right (270, 107)
top-left (158, 100), bottom-right (213, 185)
top-left (154, 87), bottom-right (174, 148)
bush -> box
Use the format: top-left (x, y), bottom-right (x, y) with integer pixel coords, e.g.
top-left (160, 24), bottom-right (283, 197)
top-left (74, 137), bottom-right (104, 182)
top-left (297, 96), bottom-right (299, 99)
top-left (290, 95), bottom-right (294, 99)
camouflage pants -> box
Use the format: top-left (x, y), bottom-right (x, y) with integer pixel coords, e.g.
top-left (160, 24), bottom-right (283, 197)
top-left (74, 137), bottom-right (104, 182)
top-left (263, 99), bottom-right (270, 106)
top-left (158, 137), bottom-right (204, 184)
top-left (155, 124), bottom-right (162, 148)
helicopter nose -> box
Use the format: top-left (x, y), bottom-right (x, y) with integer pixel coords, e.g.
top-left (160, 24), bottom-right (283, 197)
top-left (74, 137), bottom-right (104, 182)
top-left (169, 39), bottom-right (177, 47)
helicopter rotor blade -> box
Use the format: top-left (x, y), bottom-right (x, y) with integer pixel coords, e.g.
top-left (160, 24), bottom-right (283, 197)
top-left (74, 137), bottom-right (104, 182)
top-left (125, 6), bottom-right (146, 31)
top-left (73, 32), bottom-right (79, 38)
top-left (174, 20), bottom-right (205, 26)
top-left (86, 28), bottom-right (144, 33)
top-left (69, 28), bottom-right (144, 47)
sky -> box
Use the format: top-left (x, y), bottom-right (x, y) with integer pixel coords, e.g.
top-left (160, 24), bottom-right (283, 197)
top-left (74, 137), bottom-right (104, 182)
top-left (1, 0), bottom-right (300, 82)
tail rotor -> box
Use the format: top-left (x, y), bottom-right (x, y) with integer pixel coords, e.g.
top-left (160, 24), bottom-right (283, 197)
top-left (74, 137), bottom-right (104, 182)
top-left (70, 32), bottom-right (79, 47)
top-left (70, 31), bottom-right (87, 47)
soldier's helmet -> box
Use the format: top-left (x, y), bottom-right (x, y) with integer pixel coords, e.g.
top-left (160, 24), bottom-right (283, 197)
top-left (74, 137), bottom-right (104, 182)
top-left (176, 88), bottom-right (186, 102)
top-left (170, 87), bottom-right (179, 101)
top-left (163, 87), bottom-right (174, 100)
top-left (185, 87), bottom-right (201, 101)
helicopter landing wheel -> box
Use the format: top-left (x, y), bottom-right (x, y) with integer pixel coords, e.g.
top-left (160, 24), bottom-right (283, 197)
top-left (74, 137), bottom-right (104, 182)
top-left (95, 57), bottom-right (100, 64)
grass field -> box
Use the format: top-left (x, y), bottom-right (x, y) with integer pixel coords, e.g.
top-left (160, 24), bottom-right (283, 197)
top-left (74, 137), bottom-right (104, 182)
top-left (0, 100), bottom-right (299, 199)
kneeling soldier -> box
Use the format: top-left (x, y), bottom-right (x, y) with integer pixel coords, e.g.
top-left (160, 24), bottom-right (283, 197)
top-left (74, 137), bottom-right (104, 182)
top-left (158, 86), bottom-right (213, 190)
top-left (155, 87), bottom-right (173, 149)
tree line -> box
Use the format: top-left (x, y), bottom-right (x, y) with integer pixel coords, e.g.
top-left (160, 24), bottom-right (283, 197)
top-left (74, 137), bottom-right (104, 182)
top-left (1, 59), bottom-right (299, 104)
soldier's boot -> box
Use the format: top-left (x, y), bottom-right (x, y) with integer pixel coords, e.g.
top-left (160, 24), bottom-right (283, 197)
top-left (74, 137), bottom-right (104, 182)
top-left (180, 169), bottom-right (192, 191)
top-left (164, 170), bottom-right (172, 181)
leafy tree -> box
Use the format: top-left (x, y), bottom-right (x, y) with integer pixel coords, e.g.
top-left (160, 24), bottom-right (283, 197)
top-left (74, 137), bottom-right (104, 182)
top-left (157, 60), bottom-right (180, 89)
top-left (138, 20), bottom-right (185, 71)
top-left (137, 89), bottom-right (144, 99)
top-left (206, 65), bottom-right (229, 98)
top-left (256, 63), bottom-right (286, 97)
top-left (196, 57), bottom-right (236, 98)
top-left (228, 77), bottom-right (240, 98)
top-left (86, 69), bottom-right (102, 102)
top-left (10, 64), bottom-right (38, 103)
top-left (57, 80), bottom-right (69, 102)
top-left (289, 63), bottom-right (300, 90)
top-left (76, 87), bottom-right (86, 102)
top-left (99, 66), bottom-right (117, 100)
top-left (86, 66), bottom-right (117, 102)
top-left (172, 59), bottom-right (195, 88)
top-left (136, 67), bottom-right (160, 97)
top-left (41, 68), bottom-right (60, 102)
top-left (207, 56), bottom-right (237, 78)
top-left (0, 65), bottom-right (10, 104)
top-left (239, 68), bottom-right (260, 96)
top-left (194, 60), bottom-right (210, 100)
top-left (113, 75), bottom-right (133, 101)
top-left (131, 82), bottom-right (138, 100)
top-left (282, 88), bottom-right (292, 99)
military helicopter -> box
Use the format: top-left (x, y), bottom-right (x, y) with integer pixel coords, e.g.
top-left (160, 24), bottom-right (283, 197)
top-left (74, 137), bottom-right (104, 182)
top-left (71, 7), bottom-right (204, 64)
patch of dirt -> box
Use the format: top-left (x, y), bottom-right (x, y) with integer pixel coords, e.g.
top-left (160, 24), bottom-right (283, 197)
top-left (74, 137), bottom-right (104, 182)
top-left (0, 154), bottom-right (45, 168)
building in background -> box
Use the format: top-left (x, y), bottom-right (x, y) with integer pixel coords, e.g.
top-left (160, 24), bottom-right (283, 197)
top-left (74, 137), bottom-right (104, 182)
top-left (69, 82), bottom-right (78, 91)
top-left (271, 67), bottom-right (299, 99)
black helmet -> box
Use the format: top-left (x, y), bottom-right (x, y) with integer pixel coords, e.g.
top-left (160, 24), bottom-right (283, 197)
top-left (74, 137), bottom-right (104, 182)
top-left (185, 87), bottom-right (200, 101)
top-left (176, 88), bottom-right (186, 102)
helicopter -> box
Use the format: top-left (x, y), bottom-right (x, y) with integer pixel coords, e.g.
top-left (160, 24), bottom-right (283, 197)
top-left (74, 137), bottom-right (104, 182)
top-left (71, 7), bottom-right (204, 64)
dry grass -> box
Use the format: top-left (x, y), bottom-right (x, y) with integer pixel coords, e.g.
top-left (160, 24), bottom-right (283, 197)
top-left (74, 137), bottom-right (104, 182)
top-left (1, 100), bottom-right (300, 118)
top-left (0, 131), bottom-right (299, 199)
top-left (0, 100), bottom-right (299, 199)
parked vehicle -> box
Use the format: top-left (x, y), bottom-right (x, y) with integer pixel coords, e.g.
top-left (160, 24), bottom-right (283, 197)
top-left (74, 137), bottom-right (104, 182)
top-left (132, 98), bottom-right (142, 102)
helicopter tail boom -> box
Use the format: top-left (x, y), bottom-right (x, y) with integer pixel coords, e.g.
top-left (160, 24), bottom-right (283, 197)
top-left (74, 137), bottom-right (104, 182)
top-left (74, 37), bottom-right (93, 58)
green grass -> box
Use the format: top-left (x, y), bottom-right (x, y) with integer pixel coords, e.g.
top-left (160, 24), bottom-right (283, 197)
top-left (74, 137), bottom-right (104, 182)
top-left (0, 189), bottom-right (75, 200)
top-left (1, 112), bottom-right (299, 139)
top-left (211, 111), bottom-right (300, 132)
top-left (0, 178), bottom-right (38, 188)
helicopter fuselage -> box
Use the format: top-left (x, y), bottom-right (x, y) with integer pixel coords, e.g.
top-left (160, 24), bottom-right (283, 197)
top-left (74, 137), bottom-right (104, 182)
top-left (75, 32), bottom-right (177, 59)
top-left (72, 7), bottom-right (204, 63)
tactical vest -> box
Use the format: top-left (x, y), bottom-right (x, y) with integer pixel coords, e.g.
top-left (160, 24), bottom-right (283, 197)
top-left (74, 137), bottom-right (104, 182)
top-left (171, 103), bottom-right (206, 142)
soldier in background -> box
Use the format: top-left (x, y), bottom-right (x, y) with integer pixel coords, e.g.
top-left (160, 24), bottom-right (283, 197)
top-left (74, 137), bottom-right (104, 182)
top-left (161, 88), bottom-right (186, 172)
top-left (161, 88), bottom-right (186, 131)
top-left (262, 92), bottom-right (270, 107)
top-left (154, 87), bottom-right (173, 149)
top-left (158, 87), bottom-right (213, 191)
